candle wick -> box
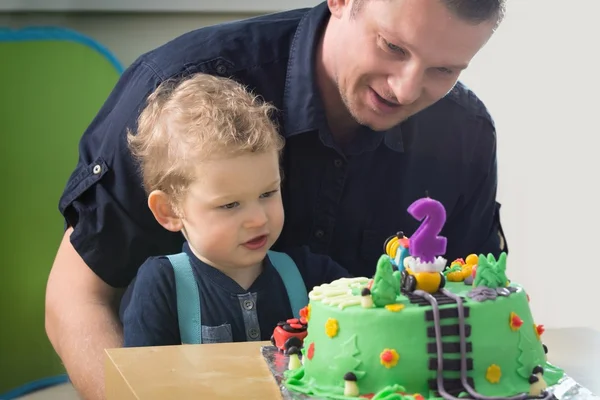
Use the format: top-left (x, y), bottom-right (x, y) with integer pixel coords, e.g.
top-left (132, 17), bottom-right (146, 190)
top-left (425, 190), bottom-right (429, 198)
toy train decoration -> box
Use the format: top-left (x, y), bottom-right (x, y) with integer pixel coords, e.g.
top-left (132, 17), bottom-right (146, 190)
top-left (384, 232), bottom-right (478, 295)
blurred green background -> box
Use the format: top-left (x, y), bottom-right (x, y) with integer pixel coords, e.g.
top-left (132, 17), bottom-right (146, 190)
top-left (0, 27), bottom-right (122, 394)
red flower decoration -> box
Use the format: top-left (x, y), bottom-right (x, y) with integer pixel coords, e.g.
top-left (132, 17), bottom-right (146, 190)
top-left (307, 342), bottom-right (315, 360)
top-left (534, 324), bottom-right (545, 339)
top-left (509, 312), bottom-right (523, 331)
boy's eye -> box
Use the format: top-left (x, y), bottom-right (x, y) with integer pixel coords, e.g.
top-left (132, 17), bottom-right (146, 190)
top-left (260, 190), bottom-right (278, 199)
top-left (220, 202), bottom-right (239, 209)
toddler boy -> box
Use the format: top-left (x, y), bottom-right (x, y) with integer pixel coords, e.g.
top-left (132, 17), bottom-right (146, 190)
top-left (121, 73), bottom-right (351, 347)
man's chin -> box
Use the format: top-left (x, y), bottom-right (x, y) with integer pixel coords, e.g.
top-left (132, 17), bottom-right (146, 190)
top-left (354, 114), bottom-right (407, 131)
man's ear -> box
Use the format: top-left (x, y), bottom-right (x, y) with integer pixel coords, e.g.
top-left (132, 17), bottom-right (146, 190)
top-left (148, 190), bottom-right (183, 232)
top-left (327, 0), bottom-right (351, 19)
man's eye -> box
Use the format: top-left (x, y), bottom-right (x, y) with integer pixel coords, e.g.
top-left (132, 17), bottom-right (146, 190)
top-left (437, 67), bottom-right (454, 74)
top-left (384, 39), bottom-right (405, 55)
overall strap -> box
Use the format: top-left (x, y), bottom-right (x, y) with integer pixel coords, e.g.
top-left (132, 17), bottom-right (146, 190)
top-left (267, 250), bottom-right (308, 319)
top-left (167, 252), bottom-right (202, 344)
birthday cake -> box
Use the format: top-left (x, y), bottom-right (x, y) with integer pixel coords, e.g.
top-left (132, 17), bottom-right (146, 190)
top-left (278, 196), bottom-right (564, 399)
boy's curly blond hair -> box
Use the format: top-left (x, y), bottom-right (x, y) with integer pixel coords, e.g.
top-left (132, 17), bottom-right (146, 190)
top-left (127, 73), bottom-right (284, 208)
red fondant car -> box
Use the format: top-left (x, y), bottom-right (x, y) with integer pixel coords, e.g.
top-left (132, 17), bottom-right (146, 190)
top-left (270, 317), bottom-right (308, 353)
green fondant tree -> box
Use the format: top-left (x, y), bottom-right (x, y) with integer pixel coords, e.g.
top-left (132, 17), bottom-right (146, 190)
top-left (474, 253), bottom-right (509, 288)
top-left (371, 255), bottom-right (400, 307)
top-left (333, 335), bottom-right (366, 381)
top-left (516, 326), bottom-right (537, 378)
top-left (495, 252), bottom-right (509, 287)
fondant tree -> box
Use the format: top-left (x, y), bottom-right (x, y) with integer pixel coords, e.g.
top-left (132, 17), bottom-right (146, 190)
top-left (516, 326), bottom-right (537, 378)
top-left (495, 252), bottom-right (509, 287)
top-left (333, 335), bottom-right (366, 380)
top-left (371, 255), bottom-right (400, 307)
top-left (474, 253), bottom-right (509, 288)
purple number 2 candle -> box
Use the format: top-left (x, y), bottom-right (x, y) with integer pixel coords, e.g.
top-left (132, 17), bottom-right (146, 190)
top-left (407, 196), bottom-right (447, 263)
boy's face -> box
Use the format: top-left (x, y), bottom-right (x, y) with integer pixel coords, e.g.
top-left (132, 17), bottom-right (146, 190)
top-left (180, 150), bottom-right (284, 271)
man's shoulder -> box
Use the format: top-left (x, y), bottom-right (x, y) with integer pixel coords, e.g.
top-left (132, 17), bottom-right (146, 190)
top-left (439, 81), bottom-right (496, 129)
top-left (136, 8), bottom-right (309, 81)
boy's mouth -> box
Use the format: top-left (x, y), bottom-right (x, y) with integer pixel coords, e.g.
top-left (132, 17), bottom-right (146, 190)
top-left (243, 234), bottom-right (268, 250)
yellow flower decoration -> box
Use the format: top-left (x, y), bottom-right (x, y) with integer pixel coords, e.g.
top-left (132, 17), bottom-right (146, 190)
top-left (486, 364), bottom-right (502, 383)
top-left (325, 318), bottom-right (339, 338)
top-left (380, 348), bottom-right (399, 368)
top-left (385, 304), bottom-right (405, 312)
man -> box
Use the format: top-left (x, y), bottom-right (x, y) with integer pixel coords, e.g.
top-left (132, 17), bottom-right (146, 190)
top-left (45, 0), bottom-right (508, 398)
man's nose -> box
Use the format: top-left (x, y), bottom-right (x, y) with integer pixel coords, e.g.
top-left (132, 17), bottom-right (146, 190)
top-left (388, 65), bottom-right (423, 105)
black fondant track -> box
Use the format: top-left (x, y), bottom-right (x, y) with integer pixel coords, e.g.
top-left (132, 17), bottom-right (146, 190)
top-left (409, 288), bottom-right (555, 400)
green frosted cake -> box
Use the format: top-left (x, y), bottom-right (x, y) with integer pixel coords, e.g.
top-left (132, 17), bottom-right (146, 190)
top-left (282, 196), bottom-right (564, 399)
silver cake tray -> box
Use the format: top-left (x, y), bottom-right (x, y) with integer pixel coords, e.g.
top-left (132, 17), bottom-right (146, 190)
top-left (261, 346), bottom-right (599, 400)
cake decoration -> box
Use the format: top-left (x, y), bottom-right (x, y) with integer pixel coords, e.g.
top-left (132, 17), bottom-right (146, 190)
top-left (278, 193), bottom-right (565, 400)
top-left (361, 287), bottom-right (375, 308)
top-left (407, 192), bottom-right (448, 264)
top-left (287, 346), bottom-right (302, 370)
top-left (384, 304), bottom-right (405, 312)
top-left (343, 372), bottom-right (360, 397)
top-left (306, 342), bottom-right (315, 360)
top-left (325, 318), bottom-right (339, 338)
top-left (380, 348), bottom-right (400, 368)
top-left (534, 324), bottom-right (545, 340)
top-left (299, 305), bottom-right (311, 322)
top-left (270, 318), bottom-right (307, 353)
top-left (384, 231), bottom-right (411, 272)
top-left (510, 312), bottom-right (524, 331)
top-left (529, 366), bottom-right (548, 396)
top-left (473, 253), bottom-right (509, 289)
top-left (371, 255), bottom-right (401, 306)
top-left (485, 364), bottom-right (502, 384)
top-left (516, 326), bottom-right (542, 379)
top-left (333, 335), bottom-right (366, 381)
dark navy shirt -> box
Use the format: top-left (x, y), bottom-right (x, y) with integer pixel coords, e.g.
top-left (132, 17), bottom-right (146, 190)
top-left (122, 242), bottom-right (350, 346)
top-left (58, 2), bottom-right (507, 289)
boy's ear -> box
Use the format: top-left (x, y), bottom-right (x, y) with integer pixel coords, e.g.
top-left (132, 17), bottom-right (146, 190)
top-left (148, 190), bottom-right (183, 232)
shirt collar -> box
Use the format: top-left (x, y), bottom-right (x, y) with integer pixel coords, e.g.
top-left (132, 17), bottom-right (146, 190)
top-left (282, 2), bottom-right (404, 153)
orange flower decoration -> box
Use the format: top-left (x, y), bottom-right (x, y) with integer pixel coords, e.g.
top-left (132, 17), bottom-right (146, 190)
top-left (299, 305), bottom-right (311, 322)
top-left (380, 348), bottom-right (399, 368)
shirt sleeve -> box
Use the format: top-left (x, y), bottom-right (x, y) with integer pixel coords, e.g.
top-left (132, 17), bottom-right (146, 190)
top-left (284, 246), bottom-right (353, 292)
top-left (122, 257), bottom-right (181, 347)
top-left (58, 59), bottom-right (185, 288)
top-left (443, 117), bottom-right (508, 262)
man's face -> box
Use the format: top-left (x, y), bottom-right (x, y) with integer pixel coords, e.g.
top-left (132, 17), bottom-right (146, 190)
top-left (328, 0), bottom-right (497, 131)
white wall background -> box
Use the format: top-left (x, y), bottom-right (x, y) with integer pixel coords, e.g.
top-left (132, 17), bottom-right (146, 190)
top-left (2, 0), bottom-right (599, 331)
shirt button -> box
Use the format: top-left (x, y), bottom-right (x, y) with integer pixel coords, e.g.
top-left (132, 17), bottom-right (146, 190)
top-left (248, 328), bottom-right (259, 339)
top-left (334, 159), bottom-right (343, 168)
top-left (92, 164), bottom-right (102, 174)
top-left (315, 229), bottom-right (325, 239)
top-left (243, 300), bottom-right (254, 310)
top-left (215, 63), bottom-right (227, 75)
